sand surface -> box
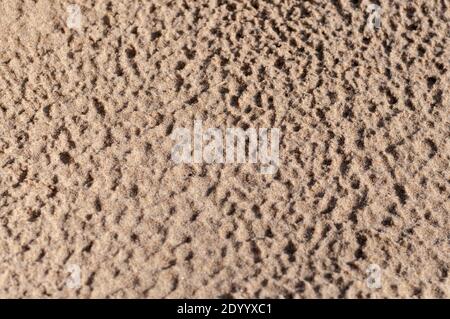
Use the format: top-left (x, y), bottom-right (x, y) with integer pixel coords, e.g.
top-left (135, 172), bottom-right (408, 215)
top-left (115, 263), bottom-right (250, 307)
top-left (0, 0), bottom-right (448, 298)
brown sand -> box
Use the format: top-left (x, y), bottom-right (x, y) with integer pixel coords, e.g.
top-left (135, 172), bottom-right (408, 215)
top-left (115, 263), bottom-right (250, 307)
top-left (0, 0), bottom-right (448, 298)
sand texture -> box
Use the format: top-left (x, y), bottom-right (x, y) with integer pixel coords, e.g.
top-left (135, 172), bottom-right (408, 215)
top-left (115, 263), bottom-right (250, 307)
top-left (0, 0), bottom-right (449, 298)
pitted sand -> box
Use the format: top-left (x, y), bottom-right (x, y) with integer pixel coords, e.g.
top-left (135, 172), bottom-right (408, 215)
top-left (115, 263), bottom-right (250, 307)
top-left (0, 0), bottom-right (448, 298)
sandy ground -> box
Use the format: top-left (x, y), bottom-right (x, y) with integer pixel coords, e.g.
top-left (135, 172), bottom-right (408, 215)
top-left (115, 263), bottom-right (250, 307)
top-left (0, 0), bottom-right (448, 298)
